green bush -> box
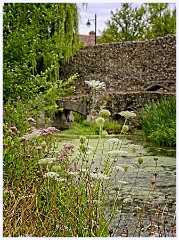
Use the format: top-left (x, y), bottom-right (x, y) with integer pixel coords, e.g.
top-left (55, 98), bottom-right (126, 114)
top-left (104, 121), bottom-right (121, 134)
top-left (140, 97), bottom-right (176, 147)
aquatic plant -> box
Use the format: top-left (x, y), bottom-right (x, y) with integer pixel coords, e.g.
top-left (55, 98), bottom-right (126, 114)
top-left (140, 97), bottom-right (176, 147)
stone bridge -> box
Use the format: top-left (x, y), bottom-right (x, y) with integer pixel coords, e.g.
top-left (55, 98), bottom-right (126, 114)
top-left (52, 91), bottom-right (175, 129)
top-left (52, 35), bottom-right (176, 129)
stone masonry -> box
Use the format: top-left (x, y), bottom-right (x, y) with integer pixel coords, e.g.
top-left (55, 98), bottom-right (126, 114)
top-left (59, 34), bottom-right (176, 94)
top-left (53, 35), bottom-right (176, 129)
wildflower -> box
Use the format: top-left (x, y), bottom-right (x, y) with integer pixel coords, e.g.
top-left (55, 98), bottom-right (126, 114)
top-left (79, 143), bottom-right (88, 153)
top-left (113, 166), bottom-right (125, 172)
top-left (127, 144), bottom-right (143, 154)
top-left (99, 109), bottom-right (111, 119)
top-left (118, 180), bottom-right (128, 184)
top-left (51, 165), bottom-right (61, 172)
top-left (23, 130), bottom-right (41, 140)
top-left (123, 198), bottom-right (132, 203)
top-left (86, 151), bottom-right (93, 155)
top-left (10, 126), bottom-right (18, 133)
top-left (135, 206), bottom-right (141, 211)
top-left (43, 172), bottom-right (59, 180)
top-left (68, 171), bottom-right (79, 176)
top-left (122, 164), bottom-right (135, 172)
top-left (80, 168), bottom-right (87, 172)
top-left (138, 157), bottom-right (144, 165)
top-left (85, 80), bottom-right (106, 91)
top-left (36, 146), bottom-right (43, 151)
top-left (119, 110), bottom-right (137, 119)
top-left (27, 126), bottom-right (36, 133)
top-left (38, 158), bottom-right (56, 164)
top-left (90, 172), bottom-right (110, 180)
top-left (95, 117), bottom-right (105, 127)
top-left (3, 143), bottom-right (9, 148)
top-left (64, 143), bottom-right (75, 151)
top-left (20, 136), bottom-right (26, 142)
top-left (56, 177), bottom-right (67, 182)
top-left (102, 130), bottom-right (108, 136)
top-left (121, 125), bottom-right (129, 134)
top-left (47, 126), bottom-right (60, 133)
top-left (107, 138), bottom-right (122, 144)
top-left (21, 194), bottom-right (35, 199)
top-left (108, 150), bottom-right (128, 157)
top-left (80, 136), bottom-right (87, 144)
top-left (25, 148), bottom-right (31, 152)
top-left (27, 117), bottom-right (36, 125)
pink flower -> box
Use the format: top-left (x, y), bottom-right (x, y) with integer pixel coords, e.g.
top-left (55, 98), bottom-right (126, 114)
top-left (36, 146), bottom-right (43, 151)
top-left (27, 118), bottom-right (36, 125)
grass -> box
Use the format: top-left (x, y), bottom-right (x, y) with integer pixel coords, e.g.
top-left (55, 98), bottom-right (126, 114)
top-left (140, 97), bottom-right (176, 147)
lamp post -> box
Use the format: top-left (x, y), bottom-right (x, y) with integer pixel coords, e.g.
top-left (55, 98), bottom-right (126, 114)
top-left (86, 14), bottom-right (97, 44)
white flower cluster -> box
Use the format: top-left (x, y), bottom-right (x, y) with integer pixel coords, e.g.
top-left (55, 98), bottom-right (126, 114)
top-left (119, 110), bottom-right (137, 119)
top-left (114, 164), bottom-right (135, 172)
top-left (107, 138), bottom-right (122, 145)
top-left (38, 158), bottom-right (57, 164)
top-left (127, 144), bottom-right (143, 153)
top-left (43, 172), bottom-right (66, 182)
top-left (108, 150), bottom-right (128, 157)
top-left (90, 172), bottom-right (109, 180)
top-left (84, 80), bottom-right (106, 91)
top-left (99, 109), bottom-right (111, 118)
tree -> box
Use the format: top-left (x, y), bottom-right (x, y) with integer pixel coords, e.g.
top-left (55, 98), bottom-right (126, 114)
top-left (144, 3), bottom-right (176, 39)
top-left (98, 3), bottom-right (146, 43)
top-left (99, 3), bottom-right (176, 43)
top-left (3, 3), bottom-right (81, 102)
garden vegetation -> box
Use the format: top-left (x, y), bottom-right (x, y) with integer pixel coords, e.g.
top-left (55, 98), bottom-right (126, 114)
top-left (3, 3), bottom-right (176, 237)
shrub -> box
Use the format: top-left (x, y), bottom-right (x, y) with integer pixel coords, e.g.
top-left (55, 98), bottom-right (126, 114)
top-left (104, 121), bottom-right (121, 134)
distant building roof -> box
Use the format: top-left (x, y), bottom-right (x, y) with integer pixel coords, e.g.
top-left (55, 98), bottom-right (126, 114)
top-left (79, 34), bottom-right (100, 46)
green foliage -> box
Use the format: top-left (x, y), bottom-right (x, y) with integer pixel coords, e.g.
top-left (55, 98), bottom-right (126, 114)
top-left (99, 3), bottom-right (176, 43)
top-left (3, 3), bottom-right (80, 102)
top-left (63, 120), bottom-right (99, 135)
top-left (140, 97), bottom-right (176, 146)
top-left (104, 121), bottom-right (121, 134)
top-left (99, 3), bottom-right (146, 43)
top-left (144, 3), bottom-right (176, 39)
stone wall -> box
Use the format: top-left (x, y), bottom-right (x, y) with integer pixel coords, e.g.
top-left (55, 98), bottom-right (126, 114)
top-left (59, 35), bottom-right (176, 94)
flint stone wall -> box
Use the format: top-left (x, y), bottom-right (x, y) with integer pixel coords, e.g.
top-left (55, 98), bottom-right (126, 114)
top-left (59, 35), bottom-right (176, 94)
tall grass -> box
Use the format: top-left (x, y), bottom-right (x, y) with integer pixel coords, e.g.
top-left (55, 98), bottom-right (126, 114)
top-left (140, 97), bottom-right (176, 147)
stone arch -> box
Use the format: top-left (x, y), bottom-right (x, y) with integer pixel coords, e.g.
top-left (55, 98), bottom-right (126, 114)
top-left (52, 98), bottom-right (87, 129)
top-left (56, 98), bottom-right (87, 116)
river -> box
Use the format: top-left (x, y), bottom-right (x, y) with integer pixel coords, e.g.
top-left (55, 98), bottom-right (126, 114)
top-left (55, 134), bottom-right (176, 237)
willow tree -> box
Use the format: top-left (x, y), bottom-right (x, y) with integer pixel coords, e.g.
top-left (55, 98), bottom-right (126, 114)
top-left (3, 3), bottom-right (81, 102)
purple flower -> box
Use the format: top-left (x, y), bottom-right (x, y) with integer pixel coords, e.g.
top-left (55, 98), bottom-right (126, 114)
top-left (25, 148), bottom-right (31, 153)
top-left (64, 143), bottom-right (75, 150)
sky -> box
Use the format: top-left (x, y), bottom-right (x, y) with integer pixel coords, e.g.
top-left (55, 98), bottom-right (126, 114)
top-left (77, 3), bottom-right (122, 36)
top-left (77, 2), bottom-right (176, 36)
